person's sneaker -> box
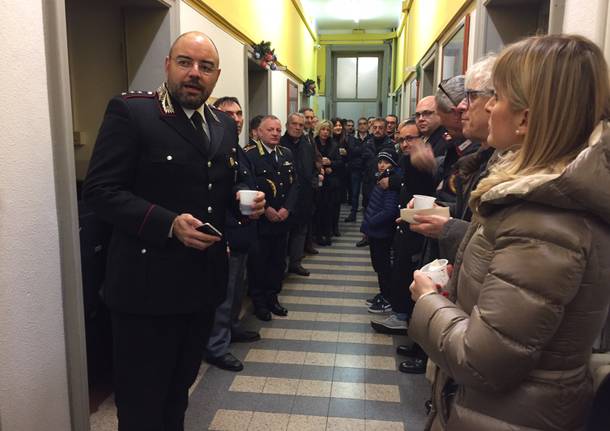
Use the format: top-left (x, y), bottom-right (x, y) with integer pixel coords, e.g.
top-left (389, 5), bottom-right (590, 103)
top-left (365, 293), bottom-right (382, 306)
top-left (370, 314), bottom-right (408, 335)
top-left (367, 297), bottom-right (392, 314)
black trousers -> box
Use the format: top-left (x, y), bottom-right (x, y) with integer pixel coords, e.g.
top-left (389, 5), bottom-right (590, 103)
top-left (388, 228), bottom-right (425, 317)
top-left (111, 308), bottom-right (215, 431)
top-left (368, 236), bottom-right (394, 298)
top-left (248, 232), bottom-right (288, 309)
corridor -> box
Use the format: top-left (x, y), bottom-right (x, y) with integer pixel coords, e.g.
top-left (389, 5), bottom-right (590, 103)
top-left (183, 206), bottom-right (428, 430)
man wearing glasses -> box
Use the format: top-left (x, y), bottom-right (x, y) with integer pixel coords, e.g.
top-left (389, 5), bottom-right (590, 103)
top-left (83, 32), bottom-right (265, 429)
top-left (414, 96), bottom-right (448, 157)
top-left (434, 75), bottom-right (479, 204)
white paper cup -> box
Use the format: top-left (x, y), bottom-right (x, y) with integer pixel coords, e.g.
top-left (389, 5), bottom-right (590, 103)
top-left (238, 190), bottom-right (257, 215)
top-left (420, 259), bottom-right (449, 286)
top-left (413, 194), bottom-right (436, 210)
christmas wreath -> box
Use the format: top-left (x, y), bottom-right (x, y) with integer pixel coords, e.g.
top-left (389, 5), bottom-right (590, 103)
top-left (304, 79), bottom-right (316, 97)
top-left (252, 40), bottom-right (278, 70)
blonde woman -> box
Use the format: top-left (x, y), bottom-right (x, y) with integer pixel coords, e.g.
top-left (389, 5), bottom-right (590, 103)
top-left (314, 120), bottom-right (343, 245)
top-left (409, 35), bottom-right (610, 430)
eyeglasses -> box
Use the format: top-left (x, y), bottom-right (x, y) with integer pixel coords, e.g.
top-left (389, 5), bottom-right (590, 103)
top-left (414, 110), bottom-right (435, 119)
top-left (465, 89), bottom-right (495, 109)
top-left (396, 135), bottom-right (421, 144)
top-left (172, 56), bottom-right (218, 75)
top-left (438, 80), bottom-right (464, 107)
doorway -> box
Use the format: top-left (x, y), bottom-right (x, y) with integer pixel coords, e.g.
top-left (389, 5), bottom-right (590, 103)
top-left (65, 0), bottom-right (172, 421)
top-left (332, 53), bottom-right (383, 120)
top-left (247, 56), bottom-right (271, 124)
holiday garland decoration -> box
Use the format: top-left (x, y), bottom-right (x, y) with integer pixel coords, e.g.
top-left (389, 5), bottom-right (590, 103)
top-left (304, 79), bottom-right (316, 96)
top-left (252, 40), bottom-right (278, 70)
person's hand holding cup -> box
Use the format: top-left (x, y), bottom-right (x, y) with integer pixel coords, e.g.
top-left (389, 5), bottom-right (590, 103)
top-left (420, 259), bottom-right (450, 287)
top-left (237, 190), bottom-right (265, 219)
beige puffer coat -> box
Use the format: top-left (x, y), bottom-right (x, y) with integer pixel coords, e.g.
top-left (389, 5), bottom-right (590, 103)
top-left (410, 122), bottom-right (610, 431)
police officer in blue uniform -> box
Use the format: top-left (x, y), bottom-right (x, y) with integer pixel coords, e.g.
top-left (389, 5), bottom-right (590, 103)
top-left (82, 32), bottom-right (265, 431)
top-left (245, 115), bottom-right (300, 321)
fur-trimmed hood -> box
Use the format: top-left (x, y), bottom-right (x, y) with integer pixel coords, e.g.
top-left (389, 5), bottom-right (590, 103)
top-left (479, 121), bottom-right (610, 224)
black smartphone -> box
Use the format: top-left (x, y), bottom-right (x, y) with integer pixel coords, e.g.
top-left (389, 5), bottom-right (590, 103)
top-left (196, 222), bottom-right (222, 238)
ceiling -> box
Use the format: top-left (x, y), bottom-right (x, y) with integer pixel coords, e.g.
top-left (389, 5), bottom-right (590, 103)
top-left (300, 0), bottom-right (403, 34)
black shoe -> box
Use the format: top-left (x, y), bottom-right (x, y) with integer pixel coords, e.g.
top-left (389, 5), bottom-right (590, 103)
top-left (269, 302), bottom-right (288, 317)
top-left (206, 353), bottom-right (244, 372)
top-left (231, 330), bottom-right (261, 343)
top-left (304, 246), bottom-right (319, 255)
top-left (399, 357), bottom-right (427, 374)
top-left (254, 308), bottom-right (272, 321)
top-left (356, 238), bottom-right (369, 247)
top-left (344, 214), bottom-right (356, 222)
top-left (288, 265), bottom-right (310, 276)
top-left (365, 293), bottom-right (382, 306)
top-left (396, 345), bottom-right (419, 357)
top-left (317, 237), bottom-right (332, 246)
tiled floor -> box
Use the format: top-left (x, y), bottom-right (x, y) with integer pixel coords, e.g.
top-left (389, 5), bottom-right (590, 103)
top-left (90, 206), bottom-right (431, 430)
top-left (184, 206), bottom-right (430, 430)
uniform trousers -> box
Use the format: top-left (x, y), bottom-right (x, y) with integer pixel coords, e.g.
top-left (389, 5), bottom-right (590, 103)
top-left (248, 232), bottom-right (288, 309)
top-left (111, 307), bottom-right (215, 431)
top-left (205, 251), bottom-right (248, 358)
top-left (368, 236), bottom-right (394, 299)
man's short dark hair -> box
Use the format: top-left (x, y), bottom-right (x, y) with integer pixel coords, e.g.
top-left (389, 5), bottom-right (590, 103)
top-left (357, 117), bottom-right (368, 123)
top-left (249, 115), bottom-right (264, 132)
top-left (346, 119), bottom-right (354, 124)
top-left (299, 107), bottom-right (314, 115)
top-left (367, 116), bottom-right (376, 121)
top-left (386, 114), bottom-right (398, 122)
top-left (213, 96), bottom-right (241, 109)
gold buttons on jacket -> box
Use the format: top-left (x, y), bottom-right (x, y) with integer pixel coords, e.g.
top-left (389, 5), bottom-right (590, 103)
top-left (141, 248), bottom-right (147, 254)
top-left (208, 161), bottom-right (212, 168)
top-left (207, 206), bottom-right (213, 213)
top-left (166, 155), bottom-right (173, 161)
top-left (208, 183), bottom-right (213, 190)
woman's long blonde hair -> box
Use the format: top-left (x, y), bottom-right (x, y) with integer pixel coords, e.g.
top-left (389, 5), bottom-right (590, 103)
top-left (470, 34), bottom-right (610, 211)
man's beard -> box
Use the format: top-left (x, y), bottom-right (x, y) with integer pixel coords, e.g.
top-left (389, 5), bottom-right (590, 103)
top-left (167, 79), bottom-right (209, 109)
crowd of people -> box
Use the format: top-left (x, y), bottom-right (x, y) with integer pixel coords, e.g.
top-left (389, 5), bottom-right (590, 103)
top-left (82, 29), bottom-right (610, 430)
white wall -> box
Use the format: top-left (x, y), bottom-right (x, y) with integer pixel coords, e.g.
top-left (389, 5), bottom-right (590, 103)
top-left (271, 70), bottom-right (304, 128)
top-left (0, 1), bottom-right (72, 430)
top-left (563, 0), bottom-right (608, 47)
top-left (180, 2), bottom-right (247, 143)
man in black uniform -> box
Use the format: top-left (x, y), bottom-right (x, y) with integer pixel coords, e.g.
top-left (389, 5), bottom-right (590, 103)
top-left (82, 32), bottom-right (264, 430)
top-left (246, 115), bottom-right (299, 321)
top-left (205, 97), bottom-right (260, 373)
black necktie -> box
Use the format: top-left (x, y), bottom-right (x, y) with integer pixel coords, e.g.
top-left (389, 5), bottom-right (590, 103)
top-left (191, 111), bottom-right (210, 154)
top-left (270, 150), bottom-right (278, 168)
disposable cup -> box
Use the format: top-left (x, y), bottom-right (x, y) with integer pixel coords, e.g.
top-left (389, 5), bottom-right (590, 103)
top-left (238, 190), bottom-right (257, 215)
top-left (420, 258), bottom-right (449, 286)
top-left (413, 194), bottom-right (436, 209)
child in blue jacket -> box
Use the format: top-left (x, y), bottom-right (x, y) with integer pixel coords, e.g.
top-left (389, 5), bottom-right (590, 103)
top-left (360, 150), bottom-right (400, 313)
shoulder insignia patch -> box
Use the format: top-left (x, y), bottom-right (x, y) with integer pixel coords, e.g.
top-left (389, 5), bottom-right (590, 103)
top-left (244, 145), bottom-right (256, 152)
top-left (122, 90), bottom-right (155, 99)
